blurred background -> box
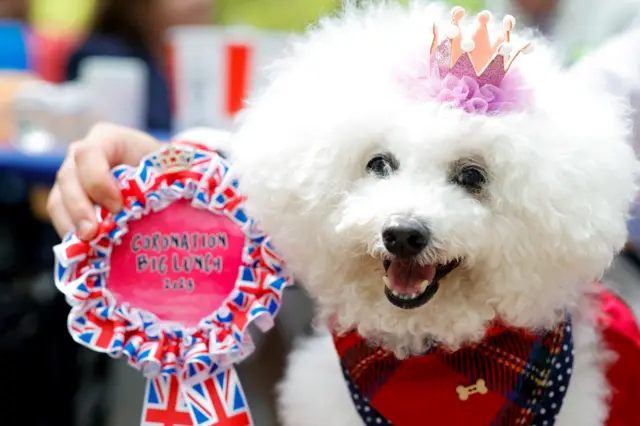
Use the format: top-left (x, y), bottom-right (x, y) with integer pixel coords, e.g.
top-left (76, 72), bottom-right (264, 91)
top-left (0, 0), bottom-right (639, 425)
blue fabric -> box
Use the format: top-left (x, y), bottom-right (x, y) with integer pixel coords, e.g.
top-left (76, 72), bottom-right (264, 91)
top-left (65, 34), bottom-right (172, 131)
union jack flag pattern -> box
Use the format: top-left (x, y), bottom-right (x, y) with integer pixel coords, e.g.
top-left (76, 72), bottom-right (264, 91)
top-left (53, 142), bottom-right (291, 426)
top-left (69, 310), bottom-right (125, 354)
top-left (182, 367), bottom-right (252, 426)
top-left (141, 367), bottom-right (252, 426)
top-left (142, 375), bottom-right (193, 426)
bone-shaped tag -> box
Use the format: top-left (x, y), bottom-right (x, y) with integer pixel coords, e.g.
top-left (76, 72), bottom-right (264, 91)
top-left (456, 379), bottom-right (488, 401)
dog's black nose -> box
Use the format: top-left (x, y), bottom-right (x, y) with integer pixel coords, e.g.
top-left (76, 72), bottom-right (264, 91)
top-left (382, 216), bottom-right (430, 258)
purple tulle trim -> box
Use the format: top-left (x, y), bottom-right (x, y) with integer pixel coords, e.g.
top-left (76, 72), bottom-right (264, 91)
top-left (400, 63), bottom-right (528, 114)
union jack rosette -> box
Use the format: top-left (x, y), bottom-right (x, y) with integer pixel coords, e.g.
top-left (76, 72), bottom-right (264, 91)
top-left (53, 139), bottom-right (291, 425)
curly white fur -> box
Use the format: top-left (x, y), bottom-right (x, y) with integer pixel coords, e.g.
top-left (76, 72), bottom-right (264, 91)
top-left (225, 1), bottom-right (638, 424)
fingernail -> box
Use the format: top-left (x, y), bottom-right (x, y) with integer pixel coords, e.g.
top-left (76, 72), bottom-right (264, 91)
top-left (77, 220), bottom-right (95, 239)
top-left (105, 197), bottom-right (123, 213)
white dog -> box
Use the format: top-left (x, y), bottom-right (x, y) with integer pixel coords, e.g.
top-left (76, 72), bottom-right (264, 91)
top-left (227, 2), bottom-right (639, 425)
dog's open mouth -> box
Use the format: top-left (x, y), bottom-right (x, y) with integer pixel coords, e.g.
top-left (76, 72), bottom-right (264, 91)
top-left (382, 259), bottom-right (460, 309)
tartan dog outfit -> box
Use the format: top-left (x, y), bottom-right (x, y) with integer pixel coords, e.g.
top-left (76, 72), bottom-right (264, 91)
top-left (333, 290), bottom-right (640, 426)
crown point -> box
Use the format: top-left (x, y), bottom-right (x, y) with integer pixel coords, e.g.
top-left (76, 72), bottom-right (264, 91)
top-left (503, 15), bottom-right (516, 32)
top-left (446, 24), bottom-right (460, 39)
top-left (461, 39), bottom-right (475, 53)
top-left (477, 11), bottom-right (491, 25)
top-left (451, 6), bottom-right (465, 22)
top-left (498, 43), bottom-right (512, 56)
top-left (522, 43), bottom-right (534, 54)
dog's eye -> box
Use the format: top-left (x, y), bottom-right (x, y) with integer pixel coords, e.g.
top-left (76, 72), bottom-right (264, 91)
top-left (453, 165), bottom-right (487, 193)
top-left (366, 154), bottom-right (397, 178)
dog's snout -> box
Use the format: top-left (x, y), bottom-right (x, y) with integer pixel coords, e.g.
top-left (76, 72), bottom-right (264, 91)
top-left (382, 216), bottom-right (430, 258)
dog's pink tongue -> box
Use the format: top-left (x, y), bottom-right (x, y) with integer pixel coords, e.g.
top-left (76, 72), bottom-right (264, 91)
top-left (387, 261), bottom-right (436, 294)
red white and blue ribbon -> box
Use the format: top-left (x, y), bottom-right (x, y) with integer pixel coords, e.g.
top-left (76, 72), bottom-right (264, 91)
top-left (53, 140), bottom-right (291, 425)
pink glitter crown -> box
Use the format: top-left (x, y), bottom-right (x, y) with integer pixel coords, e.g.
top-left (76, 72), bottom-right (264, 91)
top-left (401, 6), bottom-right (533, 114)
top-left (431, 7), bottom-right (531, 87)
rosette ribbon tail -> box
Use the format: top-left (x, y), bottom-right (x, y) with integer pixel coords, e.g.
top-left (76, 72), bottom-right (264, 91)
top-left (141, 366), bottom-right (253, 426)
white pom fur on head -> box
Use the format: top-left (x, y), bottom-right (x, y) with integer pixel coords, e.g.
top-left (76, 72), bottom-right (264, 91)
top-left (231, 1), bottom-right (638, 355)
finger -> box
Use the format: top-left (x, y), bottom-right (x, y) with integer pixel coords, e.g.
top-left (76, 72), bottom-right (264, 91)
top-left (74, 142), bottom-right (123, 213)
top-left (46, 184), bottom-right (74, 238)
top-left (89, 122), bottom-right (162, 166)
top-left (57, 155), bottom-right (99, 239)
top-left (75, 123), bottom-right (161, 212)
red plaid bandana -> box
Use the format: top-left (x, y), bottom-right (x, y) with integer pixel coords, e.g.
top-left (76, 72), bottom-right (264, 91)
top-left (334, 320), bottom-right (574, 426)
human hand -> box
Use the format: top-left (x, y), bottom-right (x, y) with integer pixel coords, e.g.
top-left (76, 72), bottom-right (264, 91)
top-left (47, 123), bottom-right (162, 240)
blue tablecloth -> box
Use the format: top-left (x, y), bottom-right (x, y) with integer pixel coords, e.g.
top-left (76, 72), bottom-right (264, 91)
top-left (0, 146), bottom-right (66, 183)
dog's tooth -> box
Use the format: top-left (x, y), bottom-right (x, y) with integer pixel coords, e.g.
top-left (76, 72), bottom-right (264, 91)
top-left (382, 276), bottom-right (390, 286)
